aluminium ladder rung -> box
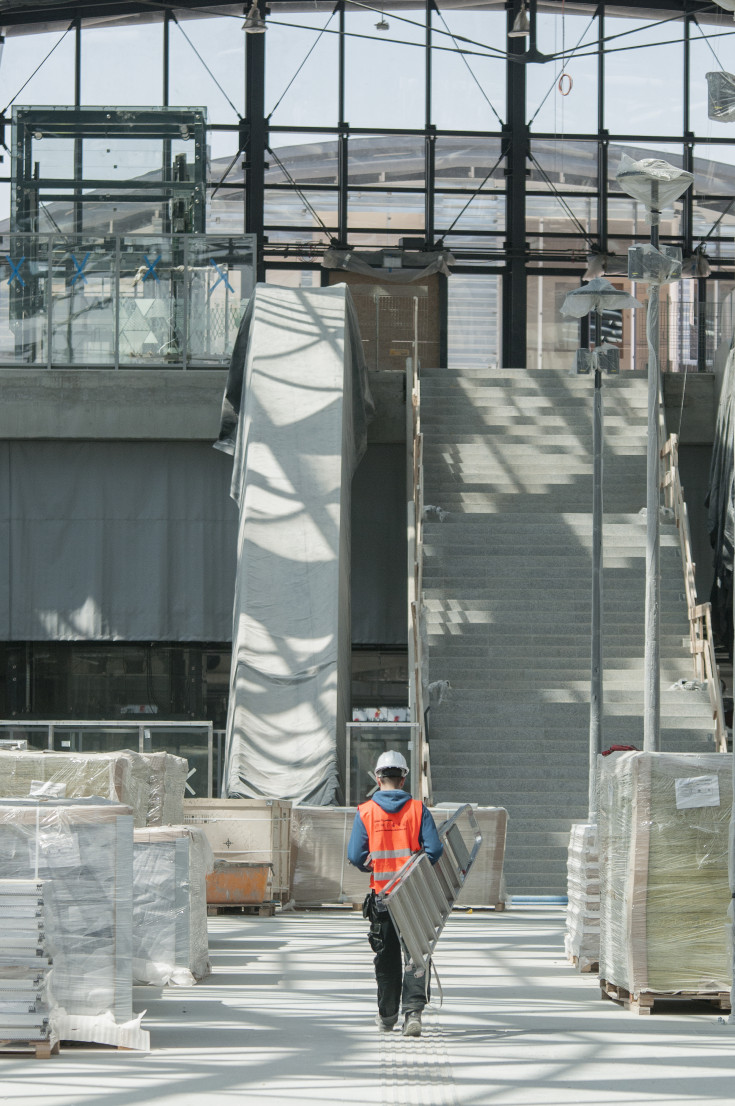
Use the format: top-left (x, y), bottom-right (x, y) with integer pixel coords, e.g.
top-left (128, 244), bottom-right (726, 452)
top-left (380, 804), bottom-right (483, 974)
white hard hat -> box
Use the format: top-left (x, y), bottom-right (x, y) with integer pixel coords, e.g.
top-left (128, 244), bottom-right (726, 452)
top-left (375, 750), bottom-right (409, 776)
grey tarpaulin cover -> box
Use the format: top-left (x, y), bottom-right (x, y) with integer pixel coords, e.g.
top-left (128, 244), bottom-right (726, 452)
top-left (215, 284), bottom-right (373, 805)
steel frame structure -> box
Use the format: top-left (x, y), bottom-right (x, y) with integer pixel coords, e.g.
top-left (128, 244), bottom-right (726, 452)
top-left (1, 1), bottom-right (734, 366)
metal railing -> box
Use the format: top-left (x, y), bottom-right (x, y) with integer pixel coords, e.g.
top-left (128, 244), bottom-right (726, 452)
top-left (661, 435), bottom-right (727, 752)
top-left (379, 804), bottom-right (483, 975)
top-left (0, 719), bottom-right (215, 796)
top-left (0, 233), bottom-right (255, 370)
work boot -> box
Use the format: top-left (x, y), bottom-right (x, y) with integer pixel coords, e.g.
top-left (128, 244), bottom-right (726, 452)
top-left (375, 1013), bottom-right (397, 1031)
top-left (402, 1011), bottom-right (422, 1038)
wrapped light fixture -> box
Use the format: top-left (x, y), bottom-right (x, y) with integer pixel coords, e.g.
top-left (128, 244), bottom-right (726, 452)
top-left (508, 2), bottom-right (530, 37)
top-left (243, 0), bottom-right (266, 33)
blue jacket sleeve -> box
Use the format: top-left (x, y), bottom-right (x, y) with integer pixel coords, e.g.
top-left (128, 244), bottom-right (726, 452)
top-left (347, 810), bottom-right (371, 871)
top-left (419, 805), bottom-right (443, 865)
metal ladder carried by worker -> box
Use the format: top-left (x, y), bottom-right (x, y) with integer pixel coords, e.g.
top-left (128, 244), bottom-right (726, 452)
top-left (378, 804), bottom-right (483, 975)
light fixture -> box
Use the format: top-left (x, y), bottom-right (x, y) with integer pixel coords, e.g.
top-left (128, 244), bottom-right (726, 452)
top-left (242, 0), bottom-right (266, 34)
top-left (375, 9), bottom-right (389, 31)
top-left (508, 2), bottom-right (530, 38)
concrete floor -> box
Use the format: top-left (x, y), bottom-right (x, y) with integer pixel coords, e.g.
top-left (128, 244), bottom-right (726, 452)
top-left (3, 906), bottom-right (735, 1105)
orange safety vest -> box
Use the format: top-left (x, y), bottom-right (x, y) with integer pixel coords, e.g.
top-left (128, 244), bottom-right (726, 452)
top-left (358, 797), bottom-right (424, 891)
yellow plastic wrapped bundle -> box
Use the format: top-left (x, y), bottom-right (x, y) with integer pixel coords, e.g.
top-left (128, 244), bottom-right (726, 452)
top-left (599, 751), bottom-right (732, 996)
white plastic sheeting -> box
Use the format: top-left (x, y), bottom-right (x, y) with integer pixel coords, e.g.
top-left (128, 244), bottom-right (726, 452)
top-left (216, 284), bottom-right (372, 805)
top-left (132, 826), bottom-right (213, 987)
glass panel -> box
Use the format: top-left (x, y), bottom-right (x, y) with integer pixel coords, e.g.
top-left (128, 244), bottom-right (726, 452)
top-left (117, 236), bottom-right (181, 365)
top-left (349, 135), bottom-right (425, 187)
top-left (52, 726), bottom-right (140, 754)
top-left (604, 15), bottom-right (684, 136)
top-left (432, 7), bottom-right (505, 129)
top-left (169, 15), bottom-right (243, 124)
top-left (527, 11), bottom-right (598, 134)
top-left (266, 10), bottom-right (339, 127)
top-left (264, 188), bottom-right (338, 236)
top-left (448, 272), bottom-right (501, 368)
top-left (0, 234), bottom-right (49, 367)
top-left (267, 134), bottom-right (338, 186)
top-left (345, 9), bottom-right (426, 129)
top-left (435, 192), bottom-right (505, 236)
top-left (346, 722), bottom-right (418, 805)
top-left (185, 236), bottom-right (255, 366)
top-left (0, 30), bottom-right (76, 115)
top-left (0, 725), bottom-right (48, 752)
top-left (50, 236), bottom-right (115, 366)
top-left (527, 275), bottom-right (582, 371)
top-left (692, 143), bottom-right (735, 196)
top-left (347, 189), bottom-right (424, 235)
top-left (529, 139), bottom-right (598, 191)
top-left (82, 23), bottom-right (162, 106)
top-left (146, 727), bottom-right (211, 797)
top-left (689, 26), bottom-right (734, 138)
top-left (527, 194), bottom-right (598, 240)
top-left (435, 137), bottom-right (504, 191)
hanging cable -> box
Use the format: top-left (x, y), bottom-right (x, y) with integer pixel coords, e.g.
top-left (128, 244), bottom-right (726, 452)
top-left (442, 149), bottom-right (506, 238)
top-left (434, 7), bottom-right (504, 127)
top-left (171, 11), bottom-right (242, 118)
top-left (528, 12), bottom-right (595, 126)
top-left (210, 146), bottom-right (246, 200)
top-left (268, 4), bottom-right (339, 121)
top-left (527, 150), bottom-right (596, 245)
top-left (693, 13), bottom-right (727, 71)
top-left (267, 145), bottom-right (334, 240)
top-left (2, 21), bottom-right (74, 116)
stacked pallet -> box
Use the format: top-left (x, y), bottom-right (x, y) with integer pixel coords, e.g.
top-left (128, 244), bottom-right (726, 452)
top-left (133, 826), bottom-right (213, 986)
top-left (599, 752), bottom-right (732, 1014)
top-left (0, 798), bottom-right (149, 1049)
top-left (565, 823), bottom-right (600, 972)
top-left (0, 879), bottom-right (55, 1057)
top-left (0, 749), bottom-right (188, 827)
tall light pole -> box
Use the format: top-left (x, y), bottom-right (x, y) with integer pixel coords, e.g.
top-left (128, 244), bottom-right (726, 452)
top-left (615, 156), bottom-right (693, 753)
top-left (561, 278), bottom-right (643, 820)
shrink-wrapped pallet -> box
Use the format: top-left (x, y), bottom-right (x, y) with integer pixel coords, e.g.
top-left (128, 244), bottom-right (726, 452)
top-left (289, 806), bottom-right (369, 906)
top-left (0, 749), bottom-right (187, 827)
top-left (599, 752), bottom-right (732, 999)
top-left (565, 823), bottom-right (600, 971)
top-left (0, 797), bottom-right (149, 1049)
top-left (132, 826), bottom-right (213, 986)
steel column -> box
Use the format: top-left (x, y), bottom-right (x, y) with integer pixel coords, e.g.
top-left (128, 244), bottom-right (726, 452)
top-left (502, 1), bottom-right (528, 369)
top-left (245, 7), bottom-right (267, 281)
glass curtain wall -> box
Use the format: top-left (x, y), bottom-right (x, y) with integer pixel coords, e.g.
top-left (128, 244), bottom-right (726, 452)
top-left (2, 2), bottom-right (735, 368)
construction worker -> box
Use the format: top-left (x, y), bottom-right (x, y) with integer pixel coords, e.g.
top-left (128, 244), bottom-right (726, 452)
top-left (347, 749), bottom-right (443, 1038)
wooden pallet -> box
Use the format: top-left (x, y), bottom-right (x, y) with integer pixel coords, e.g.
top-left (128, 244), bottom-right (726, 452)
top-left (600, 978), bottom-right (731, 1015)
top-left (570, 955), bottom-right (599, 974)
top-left (0, 1038), bottom-right (59, 1059)
top-left (207, 901), bottom-right (277, 917)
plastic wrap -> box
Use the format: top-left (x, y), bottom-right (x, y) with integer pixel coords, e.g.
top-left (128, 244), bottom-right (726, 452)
top-left (615, 154), bottom-right (694, 214)
top-left (288, 804), bottom-right (507, 908)
top-left (565, 823), bottom-right (600, 971)
top-left (0, 798), bottom-right (147, 1048)
top-left (132, 826), bottom-right (214, 986)
top-left (707, 71), bottom-right (735, 121)
top-left (599, 752), bottom-right (732, 996)
top-left (0, 749), bottom-right (188, 828)
top-left (289, 806), bottom-right (369, 906)
top-left (434, 806), bottom-right (508, 908)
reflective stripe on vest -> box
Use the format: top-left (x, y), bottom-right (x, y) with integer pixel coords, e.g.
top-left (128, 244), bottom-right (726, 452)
top-left (358, 797), bottom-right (423, 892)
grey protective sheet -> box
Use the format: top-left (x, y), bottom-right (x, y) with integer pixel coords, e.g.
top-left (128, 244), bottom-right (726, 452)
top-left (216, 283), bottom-right (372, 805)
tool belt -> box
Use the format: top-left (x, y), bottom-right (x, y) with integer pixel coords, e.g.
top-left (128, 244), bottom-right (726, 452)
top-left (363, 890), bottom-right (388, 953)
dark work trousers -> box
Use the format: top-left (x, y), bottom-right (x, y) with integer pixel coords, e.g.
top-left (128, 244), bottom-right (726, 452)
top-left (367, 893), bottom-right (430, 1019)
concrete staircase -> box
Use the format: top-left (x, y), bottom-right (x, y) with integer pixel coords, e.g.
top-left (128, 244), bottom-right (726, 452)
top-left (421, 366), bottom-right (717, 895)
